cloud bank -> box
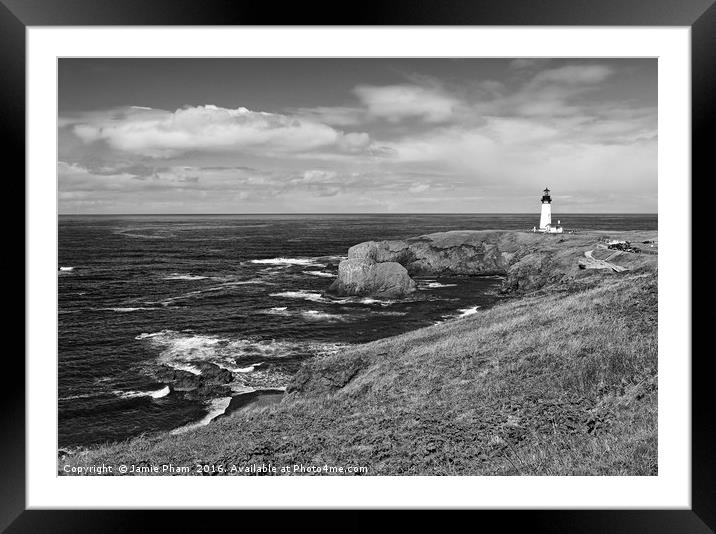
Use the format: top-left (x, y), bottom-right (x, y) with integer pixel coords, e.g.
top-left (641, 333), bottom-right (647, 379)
top-left (59, 59), bottom-right (656, 213)
top-left (65, 105), bottom-right (370, 158)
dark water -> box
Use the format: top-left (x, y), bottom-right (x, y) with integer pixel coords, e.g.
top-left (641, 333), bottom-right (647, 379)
top-left (58, 214), bottom-right (657, 447)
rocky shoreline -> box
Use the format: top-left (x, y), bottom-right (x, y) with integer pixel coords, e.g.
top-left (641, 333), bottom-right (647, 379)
top-left (328, 229), bottom-right (658, 298)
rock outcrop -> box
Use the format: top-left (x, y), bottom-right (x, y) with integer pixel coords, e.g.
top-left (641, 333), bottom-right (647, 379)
top-left (153, 362), bottom-right (234, 399)
top-left (328, 258), bottom-right (416, 298)
top-left (287, 353), bottom-right (369, 395)
top-left (328, 230), bottom-right (658, 297)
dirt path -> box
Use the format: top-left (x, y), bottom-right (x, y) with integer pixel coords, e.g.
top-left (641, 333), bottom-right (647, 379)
top-left (581, 249), bottom-right (628, 272)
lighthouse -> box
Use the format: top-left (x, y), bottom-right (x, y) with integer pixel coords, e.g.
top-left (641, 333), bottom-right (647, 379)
top-left (535, 187), bottom-right (563, 233)
top-left (539, 187), bottom-right (552, 230)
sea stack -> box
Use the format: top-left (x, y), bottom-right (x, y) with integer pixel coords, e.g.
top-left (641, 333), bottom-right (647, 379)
top-left (328, 258), bottom-right (416, 298)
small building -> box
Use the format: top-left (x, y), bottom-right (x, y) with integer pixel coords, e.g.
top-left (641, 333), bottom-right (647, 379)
top-left (533, 187), bottom-right (563, 233)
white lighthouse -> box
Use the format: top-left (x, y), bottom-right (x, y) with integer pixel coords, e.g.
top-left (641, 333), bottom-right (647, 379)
top-left (539, 187), bottom-right (552, 229)
top-left (535, 187), bottom-right (563, 233)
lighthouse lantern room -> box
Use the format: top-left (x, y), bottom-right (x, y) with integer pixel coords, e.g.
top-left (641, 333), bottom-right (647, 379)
top-left (534, 187), bottom-right (564, 233)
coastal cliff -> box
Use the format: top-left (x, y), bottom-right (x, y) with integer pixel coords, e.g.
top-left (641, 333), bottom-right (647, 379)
top-left (329, 230), bottom-right (657, 297)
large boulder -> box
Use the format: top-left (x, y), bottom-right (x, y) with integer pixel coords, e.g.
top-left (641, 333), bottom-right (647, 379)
top-left (152, 362), bottom-right (234, 395)
top-left (287, 353), bottom-right (368, 395)
top-left (329, 258), bottom-right (416, 297)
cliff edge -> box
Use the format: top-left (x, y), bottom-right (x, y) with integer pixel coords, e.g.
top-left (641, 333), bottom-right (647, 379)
top-left (329, 230), bottom-right (657, 297)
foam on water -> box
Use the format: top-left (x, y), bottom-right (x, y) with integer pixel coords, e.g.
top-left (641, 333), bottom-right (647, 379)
top-left (250, 257), bottom-right (326, 268)
top-left (356, 297), bottom-right (397, 306)
top-left (425, 282), bottom-right (458, 289)
top-left (167, 362), bottom-right (203, 375)
top-left (302, 310), bottom-right (345, 322)
top-left (135, 329), bottom-right (347, 372)
top-left (150, 385), bottom-right (171, 398)
top-left (261, 307), bottom-right (291, 317)
top-left (135, 331), bottom-right (167, 340)
top-left (302, 270), bottom-right (335, 278)
top-left (457, 306), bottom-right (481, 318)
top-left (170, 396), bottom-right (232, 435)
top-left (260, 307), bottom-right (347, 322)
top-left (117, 232), bottom-right (168, 239)
top-left (270, 290), bottom-right (326, 303)
top-left (218, 279), bottom-right (271, 286)
top-left (268, 290), bottom-right (391, 307)
top-left (153, 279), bottom-right (271, 306)
top-left (115, 227), bottom-right (174, 239)
top-left (234, 362), bottom-right (263, 373)
top-left (163, 274), bottom-right (209, 281)
top-left (113, 386), bottom-right (171, 399)
top-left (59, 392), bottom-right (105, 401)
top-left (103, 307), bottom-right (160, 313)
top-left (433, 305), bottom-right (483, 324)
top-left (230, 384), bottom-right (257, 394)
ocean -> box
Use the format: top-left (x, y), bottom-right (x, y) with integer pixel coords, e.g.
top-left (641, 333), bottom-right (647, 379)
top-left (58, 214), bottom-right (657, 448)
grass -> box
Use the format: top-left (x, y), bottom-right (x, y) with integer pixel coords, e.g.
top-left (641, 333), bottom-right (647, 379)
top-left (61, 262), bottom-right (658, 476)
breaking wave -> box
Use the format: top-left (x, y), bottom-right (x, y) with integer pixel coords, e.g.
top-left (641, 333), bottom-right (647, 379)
top-left (268, 291), bottom-right (395, 307)
top-left (269, 290), bottom-right (326, 303)
top-left (302, 310), bottom-right (345, 322)
top-left (250, 257), bottom-right (326, 268)
top-left (134, 329), bottom-right (347, 373)
top-left (424, 282), bottom-right (457, 289)
top-left (113, 386), bottom-right (171, 399)
top-left (456, 306), bottom-right (481, 318)
top-left (260, 307), bottom-right (358, 322)
top-left (235, 362), bottom-right (263, 373)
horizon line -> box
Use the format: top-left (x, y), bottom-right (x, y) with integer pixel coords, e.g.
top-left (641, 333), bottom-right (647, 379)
top-left (58, 212), bottom-right (659, 216)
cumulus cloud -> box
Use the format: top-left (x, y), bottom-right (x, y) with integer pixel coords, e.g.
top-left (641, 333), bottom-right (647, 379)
top-left (353, 84), bottom-right (459, 123)
top-left (64, 105), bottom-right (370, 158)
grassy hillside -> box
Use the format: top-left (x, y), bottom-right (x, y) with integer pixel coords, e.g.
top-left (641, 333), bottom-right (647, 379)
top-left (61, 259), bottom-right (657, 476)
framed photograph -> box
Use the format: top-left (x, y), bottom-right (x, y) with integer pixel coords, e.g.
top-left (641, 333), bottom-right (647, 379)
top-left (6, 0), bottom-right (709, 529)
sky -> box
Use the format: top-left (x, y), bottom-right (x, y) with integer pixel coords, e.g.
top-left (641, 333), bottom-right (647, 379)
top-left (58, 58), bottom-right (657, 214)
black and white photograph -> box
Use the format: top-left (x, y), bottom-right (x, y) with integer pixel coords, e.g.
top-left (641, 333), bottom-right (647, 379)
top-left (55, 57), bottom-right (660, 477)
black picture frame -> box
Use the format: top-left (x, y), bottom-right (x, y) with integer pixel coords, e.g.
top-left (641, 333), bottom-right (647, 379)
top-left (4, 0), bottom-right (709, 530)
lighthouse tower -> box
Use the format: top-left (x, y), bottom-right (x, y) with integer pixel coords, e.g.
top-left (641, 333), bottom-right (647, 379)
top-left (534, 187), bottom-right (563, 233)
top-left (539, 187), bottom-right (552, 230)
